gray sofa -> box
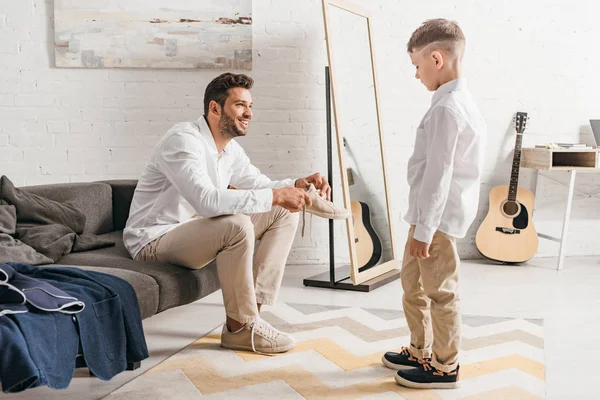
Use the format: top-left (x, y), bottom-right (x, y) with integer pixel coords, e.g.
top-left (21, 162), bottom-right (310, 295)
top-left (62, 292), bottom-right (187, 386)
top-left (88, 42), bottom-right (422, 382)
top-left (21, 179), bottom-right (220, 320)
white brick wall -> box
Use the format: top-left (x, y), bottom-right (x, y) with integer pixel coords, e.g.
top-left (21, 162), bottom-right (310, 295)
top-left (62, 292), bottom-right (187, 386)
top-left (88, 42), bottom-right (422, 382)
top-left (1, 0), bottom-right (600, 263)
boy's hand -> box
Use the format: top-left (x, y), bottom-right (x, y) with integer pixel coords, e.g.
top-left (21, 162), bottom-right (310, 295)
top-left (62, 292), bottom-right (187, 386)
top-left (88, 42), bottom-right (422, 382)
top-left (409, 238), bottom-right (430, 259)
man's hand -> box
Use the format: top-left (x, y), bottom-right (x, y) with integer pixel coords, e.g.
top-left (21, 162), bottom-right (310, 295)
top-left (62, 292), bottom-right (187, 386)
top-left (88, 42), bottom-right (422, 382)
top-left (295, 172), bottom-right (331, 200)
top-left (409, 238), bottom-right (430, 259)
top-left (273, 187), bottom-right (312, 213)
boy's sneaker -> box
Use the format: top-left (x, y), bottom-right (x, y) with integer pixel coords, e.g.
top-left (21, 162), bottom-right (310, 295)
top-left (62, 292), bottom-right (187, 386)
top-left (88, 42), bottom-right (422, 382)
top-left (304, 184), bottom-right (349, 219)
top-left (381, 347), bottom-right (425, 370)
top-left (301, 183), bottom-right (349, 237)
top-left (220, 317), bottom-right (295, 354)
top-left (395, 360), bottom-right (460, 389)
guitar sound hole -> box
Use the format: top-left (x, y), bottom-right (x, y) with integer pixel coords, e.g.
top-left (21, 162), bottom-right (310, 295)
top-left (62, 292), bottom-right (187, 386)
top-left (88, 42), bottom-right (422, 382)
top-left (503, 201), bottom-right (519, 217)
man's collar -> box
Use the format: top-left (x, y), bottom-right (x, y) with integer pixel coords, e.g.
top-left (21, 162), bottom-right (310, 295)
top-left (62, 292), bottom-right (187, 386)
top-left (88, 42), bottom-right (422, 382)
top-left (196, 116), bottom-right (231, 155)
top-left (431, 78), bottom-right (466, 106)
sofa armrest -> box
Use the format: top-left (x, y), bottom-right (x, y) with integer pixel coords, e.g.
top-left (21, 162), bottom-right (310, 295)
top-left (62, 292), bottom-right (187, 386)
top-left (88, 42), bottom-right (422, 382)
top-left (97, 180), bottom-right (138, 231)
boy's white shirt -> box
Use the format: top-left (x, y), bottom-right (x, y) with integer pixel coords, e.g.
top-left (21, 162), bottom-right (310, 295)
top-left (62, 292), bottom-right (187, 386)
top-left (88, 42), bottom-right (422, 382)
top-left (404, 78), bottom-right (486, 244)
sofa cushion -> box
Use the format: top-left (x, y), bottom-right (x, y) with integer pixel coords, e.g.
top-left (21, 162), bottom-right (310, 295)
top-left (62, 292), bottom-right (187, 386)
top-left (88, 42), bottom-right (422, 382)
top-left (1, 175), bottom-right (86, 233)
top-left (57, 231), bottom-right (220, 313)
top-left (0, 232), bottom-right (54, 265)
top-left (50, 265), bottom-right (159, 320)
top-left (20, 182), bottom-right (113, 235)
top-left (0, 204), bottom-right (16, 234)
top-left (97, 180), bottom-right (137, 231)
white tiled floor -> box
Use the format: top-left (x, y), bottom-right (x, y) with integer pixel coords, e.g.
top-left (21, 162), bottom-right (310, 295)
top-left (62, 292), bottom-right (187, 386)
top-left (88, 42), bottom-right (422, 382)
top-left (3, 256), bottom-right (599, 399)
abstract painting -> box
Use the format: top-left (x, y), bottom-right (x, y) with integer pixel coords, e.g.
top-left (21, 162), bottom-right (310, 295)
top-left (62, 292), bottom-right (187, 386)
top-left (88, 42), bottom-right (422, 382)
top-left (54, 0), bottom-right (252, 69)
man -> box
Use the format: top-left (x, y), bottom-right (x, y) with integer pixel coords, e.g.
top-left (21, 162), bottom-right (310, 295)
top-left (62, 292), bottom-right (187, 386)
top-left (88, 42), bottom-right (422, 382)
top-left (124, 72), bottom-right (341, 354)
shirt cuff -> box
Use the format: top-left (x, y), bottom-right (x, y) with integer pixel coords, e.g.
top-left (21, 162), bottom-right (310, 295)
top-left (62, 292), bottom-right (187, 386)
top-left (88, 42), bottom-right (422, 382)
top-left (414, 223), bottom-right (436, 244)
top-left (281, 178), bottom-right (296, 188)
top-left (256, 188), bottom-right (274, 212)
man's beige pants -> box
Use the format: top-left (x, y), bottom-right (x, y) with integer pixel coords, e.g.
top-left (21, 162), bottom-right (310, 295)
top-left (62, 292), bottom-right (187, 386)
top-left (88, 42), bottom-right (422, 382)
top-left (136, 207), bottom-right (299, 324)
top-left (401, 225), bottom-right (461, 373)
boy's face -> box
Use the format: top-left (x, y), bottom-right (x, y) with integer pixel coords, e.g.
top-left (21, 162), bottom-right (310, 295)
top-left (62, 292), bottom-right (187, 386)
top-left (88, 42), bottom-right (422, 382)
top-left (409, 49), bottom-right (442, 92)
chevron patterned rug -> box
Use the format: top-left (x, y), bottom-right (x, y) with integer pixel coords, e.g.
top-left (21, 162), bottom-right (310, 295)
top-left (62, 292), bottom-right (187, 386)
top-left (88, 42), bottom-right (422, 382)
top-left (107, 302), bottom-right (545, 399)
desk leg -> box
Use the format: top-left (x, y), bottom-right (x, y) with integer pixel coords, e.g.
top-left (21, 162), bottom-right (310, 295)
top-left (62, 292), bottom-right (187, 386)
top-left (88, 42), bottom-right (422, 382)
top-left (557, 170), bottom-right (576, 270)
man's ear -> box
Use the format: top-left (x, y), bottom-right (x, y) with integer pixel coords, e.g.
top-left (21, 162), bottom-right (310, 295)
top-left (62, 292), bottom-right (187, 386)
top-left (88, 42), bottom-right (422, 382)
top-left (431, 51), bottom-right (444, 69)
top-left (209, 100), bottom-right (221, 116)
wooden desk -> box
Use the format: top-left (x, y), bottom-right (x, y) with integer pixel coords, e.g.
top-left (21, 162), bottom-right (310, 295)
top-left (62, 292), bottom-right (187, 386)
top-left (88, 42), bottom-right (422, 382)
top-left (521, 148), bottom-right (600, 270)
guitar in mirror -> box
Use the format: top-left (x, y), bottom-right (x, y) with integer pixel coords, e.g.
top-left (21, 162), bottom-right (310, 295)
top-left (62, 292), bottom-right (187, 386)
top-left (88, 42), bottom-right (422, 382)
top-left (323, 0), bottom-right (399, 284)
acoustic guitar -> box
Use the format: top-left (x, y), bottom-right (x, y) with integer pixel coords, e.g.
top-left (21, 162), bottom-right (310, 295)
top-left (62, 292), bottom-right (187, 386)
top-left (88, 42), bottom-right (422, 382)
top-left (351, 200), bottom-right (383, 272)
top-left (475, 111), bottom-right (539, 263)
top-left (343, 137), bottom-right (384, 271)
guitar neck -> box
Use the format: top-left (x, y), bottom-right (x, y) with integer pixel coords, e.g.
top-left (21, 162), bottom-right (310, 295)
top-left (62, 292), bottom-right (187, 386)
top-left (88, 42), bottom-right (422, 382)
top-left (508, 132), bottom-right (523, 202)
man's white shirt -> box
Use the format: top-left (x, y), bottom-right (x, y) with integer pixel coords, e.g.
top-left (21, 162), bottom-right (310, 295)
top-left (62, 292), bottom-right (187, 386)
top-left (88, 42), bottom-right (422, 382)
top-left (123, 117), bottom-right (294, 259)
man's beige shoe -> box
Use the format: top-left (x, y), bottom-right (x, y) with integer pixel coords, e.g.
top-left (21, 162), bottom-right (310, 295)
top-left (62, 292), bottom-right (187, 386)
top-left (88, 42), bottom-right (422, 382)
top-left (220, 317), bottom-right (295, 354)
top-left (304, 184), bottom-right (349, 219)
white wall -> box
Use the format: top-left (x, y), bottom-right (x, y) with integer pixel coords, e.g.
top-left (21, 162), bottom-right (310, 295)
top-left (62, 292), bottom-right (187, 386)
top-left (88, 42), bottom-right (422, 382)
top-left (1, 0), bottom-right (600, 264)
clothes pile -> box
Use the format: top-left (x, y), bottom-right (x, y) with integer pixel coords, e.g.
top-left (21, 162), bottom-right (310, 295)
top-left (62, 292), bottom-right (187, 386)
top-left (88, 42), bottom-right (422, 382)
top-left (0, 262), bottom-right (148, 394)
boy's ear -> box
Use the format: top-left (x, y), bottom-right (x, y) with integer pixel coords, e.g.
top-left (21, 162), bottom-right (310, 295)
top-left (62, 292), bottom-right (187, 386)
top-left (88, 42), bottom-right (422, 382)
top-left (431, 51), bottom-right (444, 69)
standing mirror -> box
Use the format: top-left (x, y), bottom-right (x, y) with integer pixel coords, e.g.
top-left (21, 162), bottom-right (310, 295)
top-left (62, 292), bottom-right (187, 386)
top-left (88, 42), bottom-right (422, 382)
top-left (322, 0), bottom-right (400, 284)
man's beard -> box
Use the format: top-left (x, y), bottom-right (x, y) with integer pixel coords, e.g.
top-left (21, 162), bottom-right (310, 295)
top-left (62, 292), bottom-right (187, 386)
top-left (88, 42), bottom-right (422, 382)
top-left (219, 111), bottom-right (246, 139)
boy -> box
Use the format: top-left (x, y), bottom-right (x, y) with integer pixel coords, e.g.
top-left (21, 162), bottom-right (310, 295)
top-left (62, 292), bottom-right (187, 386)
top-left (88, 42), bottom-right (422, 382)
top-left (381, 19), bottom-right (486, 389)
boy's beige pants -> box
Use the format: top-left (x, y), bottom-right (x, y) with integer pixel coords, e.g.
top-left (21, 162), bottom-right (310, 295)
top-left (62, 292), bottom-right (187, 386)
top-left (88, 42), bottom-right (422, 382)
top-left (401, 225), bottom-right (461, 373)
top-left (136, 207), bottom-right (299, 324)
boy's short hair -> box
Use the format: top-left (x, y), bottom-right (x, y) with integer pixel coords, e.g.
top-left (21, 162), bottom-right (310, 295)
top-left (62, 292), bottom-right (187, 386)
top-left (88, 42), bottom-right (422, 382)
top-left (407, 19), bottom-right (465, 59)
top-left (204, 72), bottom-right (254, 116)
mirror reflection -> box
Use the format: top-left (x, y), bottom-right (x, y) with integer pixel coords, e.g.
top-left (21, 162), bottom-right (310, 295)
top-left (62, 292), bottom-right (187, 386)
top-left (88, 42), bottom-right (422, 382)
top-left (327, 4), bottom-right (392, 270)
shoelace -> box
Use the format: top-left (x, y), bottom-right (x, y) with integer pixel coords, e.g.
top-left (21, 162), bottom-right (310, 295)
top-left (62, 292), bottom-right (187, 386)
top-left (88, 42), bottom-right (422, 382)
top-left (301, 206), bottom-right (314, 239)
top-left (399, 346), bottom-right (419, 361)
top-left (419, 359), bottom-right (433, 371)
top-left (250, 317), bottom-right (280, 356)
top-left (417, 359), bottom-right (454, 376)
top-left (400, 346), bottom-right (427, 363)
top-left (301, 187), bottom-right (321, 239)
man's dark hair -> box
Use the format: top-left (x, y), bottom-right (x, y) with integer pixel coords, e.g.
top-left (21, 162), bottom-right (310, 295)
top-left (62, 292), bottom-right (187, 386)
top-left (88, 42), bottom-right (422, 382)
top-left (203, 72), bottom-right (254, 116)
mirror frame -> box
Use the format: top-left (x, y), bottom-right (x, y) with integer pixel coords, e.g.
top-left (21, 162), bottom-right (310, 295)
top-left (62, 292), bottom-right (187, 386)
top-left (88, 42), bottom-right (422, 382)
top-left (322, 0), bottom-right (400, 284)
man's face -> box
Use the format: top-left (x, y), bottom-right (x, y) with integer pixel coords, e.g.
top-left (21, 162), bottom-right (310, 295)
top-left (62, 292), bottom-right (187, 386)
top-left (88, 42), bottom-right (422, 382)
top-left (219, 87), bottom-right (253, 138)
top-left (409, 49), bottom-right (440, 92)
